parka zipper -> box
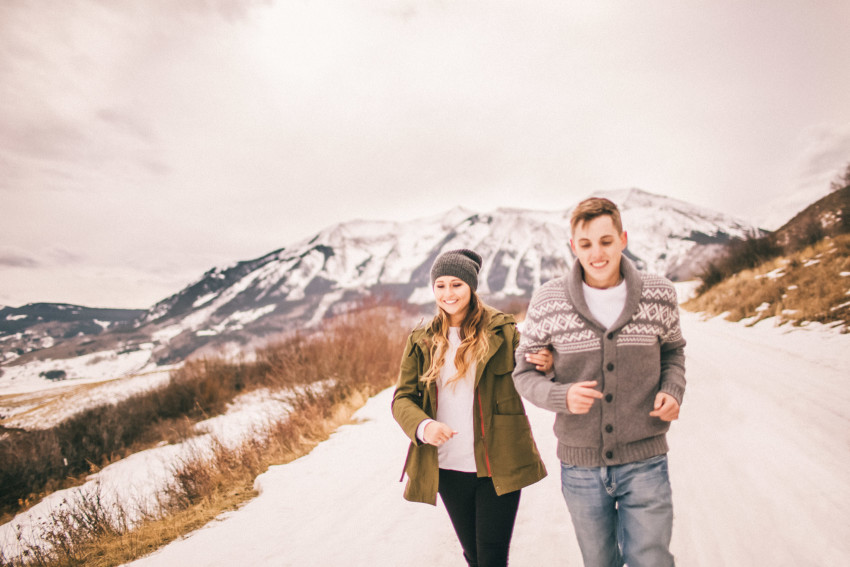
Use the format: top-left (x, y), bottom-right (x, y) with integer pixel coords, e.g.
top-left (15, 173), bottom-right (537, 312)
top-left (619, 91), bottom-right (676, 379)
top-left (477, 389), bottom-right (492, 476)
top-left (399, 445), bottom-right (412, 482)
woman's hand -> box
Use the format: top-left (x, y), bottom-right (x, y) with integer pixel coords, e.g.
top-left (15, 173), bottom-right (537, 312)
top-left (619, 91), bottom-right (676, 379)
top-left (525, 348), bottom-right (554, 373)
top-left (423, 421), bottom-right (457, 446)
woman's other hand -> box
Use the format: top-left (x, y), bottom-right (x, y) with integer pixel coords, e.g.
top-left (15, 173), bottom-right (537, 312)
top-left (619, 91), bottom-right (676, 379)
top-left (525, 348), bottom-right (554, 373)
top-left (423, 421), bottom-right (457, 446)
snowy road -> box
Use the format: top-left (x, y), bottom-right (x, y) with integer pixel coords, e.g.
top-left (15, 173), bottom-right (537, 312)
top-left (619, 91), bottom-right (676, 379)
top-left (125, 312), bottom-right (850, 566)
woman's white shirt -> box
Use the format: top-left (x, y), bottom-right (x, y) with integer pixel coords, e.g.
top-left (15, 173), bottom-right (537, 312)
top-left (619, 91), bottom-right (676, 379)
top-left (416, 327), bottom-right (477, 473)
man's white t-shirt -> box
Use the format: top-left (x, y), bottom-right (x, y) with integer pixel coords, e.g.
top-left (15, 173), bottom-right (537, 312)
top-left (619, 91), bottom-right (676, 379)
top-left (582, 279), bottom-right (627, 329)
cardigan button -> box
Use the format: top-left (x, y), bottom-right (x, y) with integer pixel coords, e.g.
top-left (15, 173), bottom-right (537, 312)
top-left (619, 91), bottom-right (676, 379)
top-left (605, 424), bottom-right (613, 433)
top-left (606, 363), bottom-right (614, 371)
top-left (607, 332), bottom-right (614, 340)
top-left (605, 451), bottom-right (614, 459)
top-left (605, 394), bottom-right (613, 402)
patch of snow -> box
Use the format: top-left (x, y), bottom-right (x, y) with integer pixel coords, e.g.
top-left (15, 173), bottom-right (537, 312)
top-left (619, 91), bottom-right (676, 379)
top-left (408, 286), bottom-right (435, 305)
top-left (673, 281), bottom-right (701, 303)
top-left (306, 290), bottom-right (345, 327)
top-left (217, 304), bottom-right (276, 330)
top-left (755, 268), bottom-right (785, 280)
top-left (0, 367), bottom-right (176, 430)
top-left (5, 314), bottom-right (27, 321)
top-left (0, 347), bottom-right (157, 395)
top-left (192, 292), bottom-right (218, 308)
top-left (151, 325), bottom-right (185, 343)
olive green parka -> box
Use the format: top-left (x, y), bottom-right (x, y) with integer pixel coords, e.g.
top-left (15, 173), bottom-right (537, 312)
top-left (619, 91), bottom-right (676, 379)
top-left (391, 307), bottom-right (547, 505)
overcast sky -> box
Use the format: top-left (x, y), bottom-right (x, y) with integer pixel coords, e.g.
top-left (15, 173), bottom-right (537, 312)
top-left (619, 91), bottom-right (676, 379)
top-left (2, 0), bottom-right (849, 309)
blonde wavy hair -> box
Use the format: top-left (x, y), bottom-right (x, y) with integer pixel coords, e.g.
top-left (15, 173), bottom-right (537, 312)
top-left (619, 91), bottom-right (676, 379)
top-left (421, 291), bottom-right (491, 389)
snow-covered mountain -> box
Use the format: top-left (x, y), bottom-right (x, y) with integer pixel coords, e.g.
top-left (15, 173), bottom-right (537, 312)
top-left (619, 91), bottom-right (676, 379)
top-left (0, 189), bottom-right (760, 380)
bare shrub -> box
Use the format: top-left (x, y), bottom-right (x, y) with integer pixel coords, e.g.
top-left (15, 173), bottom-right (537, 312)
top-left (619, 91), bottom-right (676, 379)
top-left (1, 303), bottom-right (409, 566)
top-left (1, 482), bottom-right (131, 567)
top-left (685, 234), bottom-right (850, 330)
top-left (696, 234), bottom-right (783, 293)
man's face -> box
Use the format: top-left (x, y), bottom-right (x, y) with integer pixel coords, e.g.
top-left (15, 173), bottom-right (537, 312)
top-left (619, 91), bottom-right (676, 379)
top-left (570, 215), bottom-right (628, 289)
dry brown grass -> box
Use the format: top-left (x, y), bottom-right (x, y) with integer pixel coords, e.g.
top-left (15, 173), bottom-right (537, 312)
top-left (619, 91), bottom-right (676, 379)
top-left (0, 304), bottom-right (408, 567)
top-left (684, 234), bottom-right (850, 330)
top-left (22, 392), bottom-right (370, 567)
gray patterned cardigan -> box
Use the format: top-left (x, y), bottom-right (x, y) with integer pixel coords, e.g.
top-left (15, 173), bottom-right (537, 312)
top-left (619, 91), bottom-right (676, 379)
top-left (512, 257), bottom-right (686, 467)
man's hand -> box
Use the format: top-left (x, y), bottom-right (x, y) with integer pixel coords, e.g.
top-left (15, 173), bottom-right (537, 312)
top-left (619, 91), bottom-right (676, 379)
top-left (649, 392), bottom-right (680, 421)
top-left (566, 381), bottom-right (604, 414)
top-left (525, 348), bottom-right (554, 373)
top-left (423, 421), bottom-right (457, 446)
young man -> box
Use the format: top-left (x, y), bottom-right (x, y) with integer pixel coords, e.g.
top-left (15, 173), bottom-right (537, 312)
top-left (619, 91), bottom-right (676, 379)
top-left (512, 197), bottom-right (686, 567)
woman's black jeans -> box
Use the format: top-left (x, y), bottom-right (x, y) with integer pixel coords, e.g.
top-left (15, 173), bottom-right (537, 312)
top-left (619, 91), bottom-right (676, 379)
top-left (438, 469), bottom-right (521, 567)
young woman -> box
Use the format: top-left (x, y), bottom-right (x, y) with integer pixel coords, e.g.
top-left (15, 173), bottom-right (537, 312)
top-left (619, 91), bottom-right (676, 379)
top-left (392, 249), bottom-right (550, 567)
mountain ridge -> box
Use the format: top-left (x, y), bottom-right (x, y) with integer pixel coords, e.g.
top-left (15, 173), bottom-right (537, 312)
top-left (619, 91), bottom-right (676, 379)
top-left (0, 188), bottom-right (762, 379)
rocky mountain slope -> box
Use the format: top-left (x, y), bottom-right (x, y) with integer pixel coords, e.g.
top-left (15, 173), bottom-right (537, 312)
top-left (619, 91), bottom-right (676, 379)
top-left (770, 185), bottom-right (849, 249)
top-left (0, 304), bottom-right (144, 365)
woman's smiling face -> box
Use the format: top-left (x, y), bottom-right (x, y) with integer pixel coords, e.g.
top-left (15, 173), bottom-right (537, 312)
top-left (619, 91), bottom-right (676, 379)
top-left (433, 276), bottom-right (471, 326)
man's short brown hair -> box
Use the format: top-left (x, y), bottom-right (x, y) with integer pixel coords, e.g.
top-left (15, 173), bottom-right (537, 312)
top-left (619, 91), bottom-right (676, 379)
top-left (570, 197), bottom-right (623, 236)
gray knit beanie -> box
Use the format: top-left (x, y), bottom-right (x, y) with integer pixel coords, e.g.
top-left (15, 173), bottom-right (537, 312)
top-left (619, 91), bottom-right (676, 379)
top-left (430, 249), bottom-right (482, 291)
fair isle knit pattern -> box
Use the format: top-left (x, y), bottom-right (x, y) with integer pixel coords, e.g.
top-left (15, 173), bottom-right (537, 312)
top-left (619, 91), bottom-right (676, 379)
top-left (513, 257), bottom-right (687, 467)
top-left (622, 274), bottom-right (683, 345)
top-left (522, 272), bottom-right (682, 354)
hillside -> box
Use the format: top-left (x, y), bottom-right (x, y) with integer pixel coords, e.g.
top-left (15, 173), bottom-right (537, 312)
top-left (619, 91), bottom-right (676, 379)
top-left (771, 185), bottom-right (850, 248)
top-left (684, 187), bottom-right (850, 330)
top-left (683, 234), bottom-right (850, 329)
top-left (0, 305), bottom-right (144, 366)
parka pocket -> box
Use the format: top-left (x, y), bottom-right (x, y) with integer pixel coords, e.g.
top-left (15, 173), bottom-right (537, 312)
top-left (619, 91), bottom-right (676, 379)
top-left (495, 392), bottom-right (525, 416)
top-left (492, 368), bottom-right (524, 415)
top-left (489, 414), bottom-right (539, 468)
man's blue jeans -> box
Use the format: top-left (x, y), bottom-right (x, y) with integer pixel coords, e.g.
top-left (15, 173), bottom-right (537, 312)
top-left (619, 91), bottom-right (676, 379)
top-left (560, 454), bottom-right (675, 567)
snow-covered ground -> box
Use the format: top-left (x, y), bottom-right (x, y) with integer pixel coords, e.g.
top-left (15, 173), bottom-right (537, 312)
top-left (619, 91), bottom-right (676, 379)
top-left (0, 367), bottom-right (176, 430)
top-left (0, 382), bottom-right (333, 552)
top-left (2, 311), bottom-right (848, 566)
top-left (114, 311), bottom-right (849, 567)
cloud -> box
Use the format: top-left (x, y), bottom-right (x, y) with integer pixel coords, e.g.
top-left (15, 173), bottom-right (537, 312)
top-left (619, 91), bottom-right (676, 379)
top-left (793, 124), bottom-right (850, 194)
top-left (0, 247), bottom-right (86, 270)
top-left (756, 123), bottom-right (850, 229)
top-left (0, 251), bottom-right (39, 269)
